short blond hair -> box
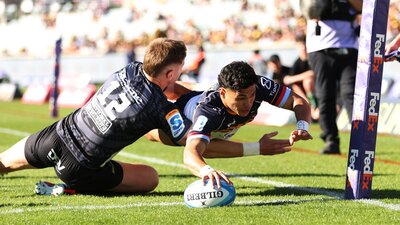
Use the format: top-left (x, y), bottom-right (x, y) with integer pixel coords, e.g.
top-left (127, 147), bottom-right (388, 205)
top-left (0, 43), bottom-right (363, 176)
top-left (143, 38), bottom-right (187, 77)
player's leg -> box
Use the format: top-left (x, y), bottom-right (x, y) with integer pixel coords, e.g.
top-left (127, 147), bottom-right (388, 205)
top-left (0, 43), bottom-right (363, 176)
top-left (110, 161), bottom-right (159, 193)
top-left (51, 153), bottom-right (158, 195)
top-left (0, 137), bottom-right (35, 174)
top-left (2, 122), bottom-right (66, 175)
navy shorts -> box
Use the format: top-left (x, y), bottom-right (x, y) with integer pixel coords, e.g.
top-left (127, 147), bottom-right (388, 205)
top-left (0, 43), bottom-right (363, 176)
top-left (25, 122), bottom-right (124, 192)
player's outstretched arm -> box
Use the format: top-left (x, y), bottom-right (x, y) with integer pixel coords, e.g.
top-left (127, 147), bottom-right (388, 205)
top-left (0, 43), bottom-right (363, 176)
top-left (203, 132), bottom-right (291, 158)
top-left (145, 129), bottom-right (292, 157)
top-left (281, 90), bottom-right (313, 145)
top-left (183, 138), bottom-right (232, 188)
top-left (258, 131), bottom-right (292, 155)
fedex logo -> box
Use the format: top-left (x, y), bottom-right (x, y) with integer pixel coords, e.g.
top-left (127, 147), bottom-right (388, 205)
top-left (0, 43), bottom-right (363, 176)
top-left (373, 34), bottom-right (385, 73)
top-left (367, 92), bottom-right (380, 131)
top-left (362, 151), bottom-right (375, 190)
top-left (348, 149), bottom-right (359, 170)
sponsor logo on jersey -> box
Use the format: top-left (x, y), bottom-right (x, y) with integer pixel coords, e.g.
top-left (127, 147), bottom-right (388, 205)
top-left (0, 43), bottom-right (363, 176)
top-left (211, 128), bottom-right (238, 140)
top-left (260, 77), bottom-right (272, 89)
top-left (47, 148), bottom-right (65, 174)
top-left (192, 115), bottom-right (208, 131)
top-left (86, 100), bottom-right (112, 134)
top-left (166, 109), bottom-right (185, 138)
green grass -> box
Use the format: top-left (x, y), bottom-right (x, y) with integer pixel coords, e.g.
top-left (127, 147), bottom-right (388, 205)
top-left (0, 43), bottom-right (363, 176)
top-left (1, 100), bottom-right (400, 224)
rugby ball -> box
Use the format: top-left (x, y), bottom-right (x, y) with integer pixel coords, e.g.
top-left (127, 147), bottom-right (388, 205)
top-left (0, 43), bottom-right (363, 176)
top-left (183, 179), bottom-right (236, 208)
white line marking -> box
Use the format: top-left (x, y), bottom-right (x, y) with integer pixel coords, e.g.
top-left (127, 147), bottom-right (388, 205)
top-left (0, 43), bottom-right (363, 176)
top-left (358, 199), bottom-right (400, 211)
top-left (0, 198), bottom-right (329, 215)
top-left (118, 152), bottom-right (186, 169)
top-left (120, 150), bottom-right (399, 211)
top-left (232, 175), bottom-right (342, 198)
top-left (0, 128), bottom-right (30, 137)
top-left (1, 127), bottom-right (399, 212)
top-left (0, 202), bottom-right (184, 215)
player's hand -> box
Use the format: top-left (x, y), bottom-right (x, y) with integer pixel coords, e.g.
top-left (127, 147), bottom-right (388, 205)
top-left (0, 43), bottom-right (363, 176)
top-left (289, 129), bottom-right (313, 145)
top-left (258, 131), bottom-right (292, 155)
top-left (202, 169), bottom-right (232, 189)
top-left (385, 40), bottom-right (400, 62)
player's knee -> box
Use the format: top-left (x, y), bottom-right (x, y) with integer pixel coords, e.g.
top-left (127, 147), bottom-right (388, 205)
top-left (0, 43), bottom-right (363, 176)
top-left (143, 166), bottom-right (159, 192)
top-left (0, 152), bottom-right (13, 172)
top-left (0, 154), bottom-right (6, 172)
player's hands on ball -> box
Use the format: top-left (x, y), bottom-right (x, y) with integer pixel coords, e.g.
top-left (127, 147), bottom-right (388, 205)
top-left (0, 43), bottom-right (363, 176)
top-left (202, 169), bottom-right (232, 189)
top-left (289, 129), bottom-right (313, 145)
top-left (259, 131), bottom-right (292, 155)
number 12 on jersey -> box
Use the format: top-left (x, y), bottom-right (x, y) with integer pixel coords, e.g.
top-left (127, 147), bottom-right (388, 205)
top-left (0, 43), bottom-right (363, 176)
top-left (97, 81), bottom-right (131, 120)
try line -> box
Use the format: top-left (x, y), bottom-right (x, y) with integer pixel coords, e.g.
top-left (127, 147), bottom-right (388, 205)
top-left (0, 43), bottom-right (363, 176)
top-left (1, 127), bottom-right (399, 212)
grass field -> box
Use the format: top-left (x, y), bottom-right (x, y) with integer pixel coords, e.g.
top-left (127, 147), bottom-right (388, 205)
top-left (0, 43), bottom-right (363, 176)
top-left (1, 100), bottom-right (400, 224)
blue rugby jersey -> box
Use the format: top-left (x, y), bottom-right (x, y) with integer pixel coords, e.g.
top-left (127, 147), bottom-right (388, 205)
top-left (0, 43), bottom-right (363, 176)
top-left (56, 62), bottom-right (191, 168)
top-left (182, 76), bottom-right (291, 143)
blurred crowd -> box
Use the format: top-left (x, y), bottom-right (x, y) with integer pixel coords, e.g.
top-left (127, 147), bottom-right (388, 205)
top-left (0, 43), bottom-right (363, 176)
top-left (0, 0), bottom-right (400, 58)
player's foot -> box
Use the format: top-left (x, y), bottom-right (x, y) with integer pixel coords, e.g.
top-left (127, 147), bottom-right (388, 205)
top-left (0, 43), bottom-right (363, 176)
top-left (320, 142), bottom-right (340, 155)
top-left (35, 181), bottom-right (76, 196)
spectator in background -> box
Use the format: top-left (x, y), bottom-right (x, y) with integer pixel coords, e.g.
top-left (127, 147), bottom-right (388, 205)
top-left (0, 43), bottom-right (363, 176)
top-left (181, 45), bottom-right (206, 83)
top-left (248, 49), bottom-right (267, 76)
top-left (267, 54), bottom-right (290, 84)
top-left (126, 40), bottom-right (137, 63)
top-left (283, 34), bottom-right (319, 121)
top-left (304, 0), bottom-right (363, 154)
top-left (0, 69), bottom-right (10, 83)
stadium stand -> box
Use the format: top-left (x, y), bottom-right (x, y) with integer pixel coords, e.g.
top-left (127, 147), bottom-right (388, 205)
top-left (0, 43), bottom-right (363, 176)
top-left (1, 0), bottom-right (400, 134)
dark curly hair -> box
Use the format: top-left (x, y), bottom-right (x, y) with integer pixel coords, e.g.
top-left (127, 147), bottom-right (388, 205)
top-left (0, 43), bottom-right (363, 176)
top-left (218, 61), bottom-right (258, 91)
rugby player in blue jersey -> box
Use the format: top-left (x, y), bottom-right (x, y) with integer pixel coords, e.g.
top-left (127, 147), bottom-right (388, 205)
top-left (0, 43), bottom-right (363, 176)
top-left (0, 38), bottom-right (193, 195)
top-left (148, 61), bottom-right (313, 187)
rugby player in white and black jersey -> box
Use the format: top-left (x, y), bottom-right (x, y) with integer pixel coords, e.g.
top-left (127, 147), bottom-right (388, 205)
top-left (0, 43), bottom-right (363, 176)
top-left (0, 38), bottom-right (192, 195)
top-left (147, 61), bottom-right (313, 188)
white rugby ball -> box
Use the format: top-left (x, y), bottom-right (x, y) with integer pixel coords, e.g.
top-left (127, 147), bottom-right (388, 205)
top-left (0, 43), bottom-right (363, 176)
top-left (183, 179), bottom-right (236, 208)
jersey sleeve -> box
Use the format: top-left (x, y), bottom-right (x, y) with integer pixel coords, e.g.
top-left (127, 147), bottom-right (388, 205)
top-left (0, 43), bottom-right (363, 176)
top-left (258, 76), bottom-right (292, 108)
top-left (160, 102), bottom-right (192, 144)
top-left (186, 104), bottom-right (220, 144)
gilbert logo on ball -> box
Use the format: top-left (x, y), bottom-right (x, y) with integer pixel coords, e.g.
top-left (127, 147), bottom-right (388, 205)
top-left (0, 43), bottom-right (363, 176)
top-left (184, 179), bottom-right (236, 208)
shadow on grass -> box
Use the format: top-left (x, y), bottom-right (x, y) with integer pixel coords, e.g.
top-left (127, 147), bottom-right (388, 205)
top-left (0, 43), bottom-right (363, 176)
top-left (237, 186), bottom-right (342, 197)
top-left (0, 202), bottom-right (52, 208)
top-left (0, 175), bottom-right (60, 180)
top-left (237, 183), bottom-right (400, 200)
top-left (158, 174), bottom-right (194, 179)
top-left (75, 190), bottom-right (184, 198)
top-left (231, 172), bottom-right (342, 178)
top-left (230, 172), bottom-right (395, 178)
top-left (370, 189), bottom-right (400, 199)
